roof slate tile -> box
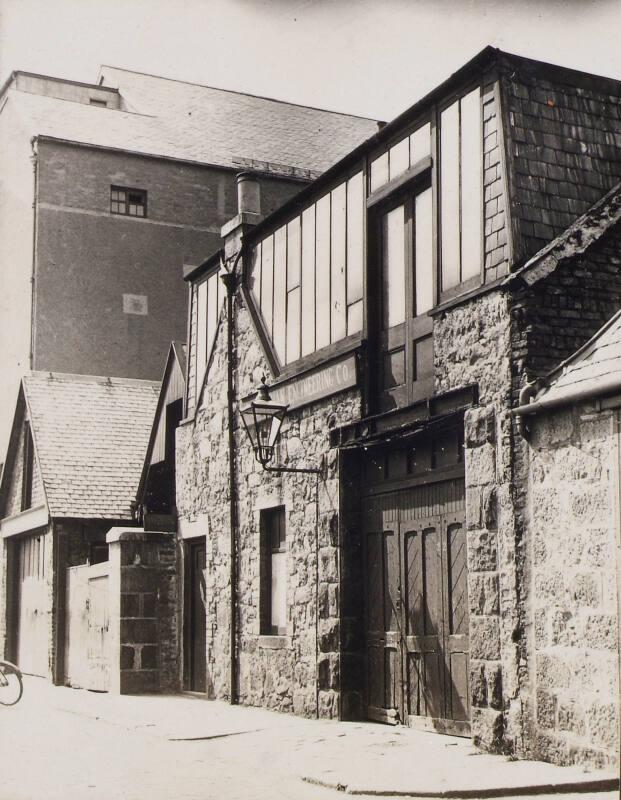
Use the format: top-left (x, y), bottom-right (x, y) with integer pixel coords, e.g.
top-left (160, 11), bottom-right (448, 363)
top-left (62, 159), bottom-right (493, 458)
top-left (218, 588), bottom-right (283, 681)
top-left (23, 372), bottom-right (159, 520)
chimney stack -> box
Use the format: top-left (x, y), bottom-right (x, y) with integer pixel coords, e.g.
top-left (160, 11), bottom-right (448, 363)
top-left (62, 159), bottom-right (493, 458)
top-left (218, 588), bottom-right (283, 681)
top-left (236, 171), bottom-right (261, 216)
top-left (221, 171), bottom-right (263, 262)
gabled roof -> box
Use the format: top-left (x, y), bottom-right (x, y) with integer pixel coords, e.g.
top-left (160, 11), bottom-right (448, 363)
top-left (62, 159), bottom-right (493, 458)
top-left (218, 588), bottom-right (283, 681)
top-left (504, 181), bottom-right (621, 288)
top-left (515, 310), bottom-right (621, 415)
top-left (5, 372), bottom-right (160, 520)
top-left (136, 343), bottom-right (186, 504)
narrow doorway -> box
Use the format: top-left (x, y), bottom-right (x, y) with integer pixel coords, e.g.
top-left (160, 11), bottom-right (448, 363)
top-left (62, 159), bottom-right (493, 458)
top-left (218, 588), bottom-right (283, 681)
top-left (185, 540), bottom-right (206, 692)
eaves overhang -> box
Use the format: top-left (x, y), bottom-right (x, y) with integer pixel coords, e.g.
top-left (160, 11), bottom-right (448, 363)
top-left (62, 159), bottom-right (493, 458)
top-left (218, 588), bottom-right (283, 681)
top-left (330, 385), bottom-right (478, 450)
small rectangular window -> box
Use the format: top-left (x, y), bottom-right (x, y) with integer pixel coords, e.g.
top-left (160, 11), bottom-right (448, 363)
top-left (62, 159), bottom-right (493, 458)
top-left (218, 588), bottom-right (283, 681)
top-left (89, 98), bottom-right (108, 108)
top-left (110, 186), bottom-right (147, 218)
top-left (260, 507), bottom-right (287, 635)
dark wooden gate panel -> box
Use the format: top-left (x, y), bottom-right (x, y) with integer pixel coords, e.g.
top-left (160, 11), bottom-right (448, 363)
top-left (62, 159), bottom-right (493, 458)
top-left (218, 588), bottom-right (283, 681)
top-left (363, 478), bottom-right (469, 735)
top-left (444, 517), bottom-right (469, 727)
top-left (364, 497), bottom-right (402, 724)
top-left (186, 541), bottom-right (206, 692)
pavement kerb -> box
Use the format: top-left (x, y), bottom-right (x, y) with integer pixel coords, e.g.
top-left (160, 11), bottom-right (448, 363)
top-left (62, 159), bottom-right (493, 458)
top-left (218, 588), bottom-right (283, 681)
top-left (300, 774), bottom-right (620, 798)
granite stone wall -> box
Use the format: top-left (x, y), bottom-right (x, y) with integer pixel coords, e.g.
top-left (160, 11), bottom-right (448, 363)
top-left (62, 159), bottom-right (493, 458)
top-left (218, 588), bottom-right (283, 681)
top-left (526, 404), bottom-right (619, 769)
top-left (177, 291), bottom-right (361, 717)
top-left (434, 289), bottom-right (521, 753)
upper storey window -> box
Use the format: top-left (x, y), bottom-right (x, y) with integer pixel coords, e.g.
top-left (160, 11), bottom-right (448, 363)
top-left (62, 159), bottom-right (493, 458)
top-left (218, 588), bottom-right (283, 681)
top-left (370, 184), bottom-right (434, 412)
top-left (110, 186), bottom-right (147, 218)
top-left (440, 87), bottom-right (483, 293)
top-left (248, 172), bottom-right (364, 368)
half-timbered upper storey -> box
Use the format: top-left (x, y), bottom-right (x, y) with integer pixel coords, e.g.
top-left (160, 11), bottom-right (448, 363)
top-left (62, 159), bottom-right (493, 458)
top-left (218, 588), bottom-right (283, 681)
top-left (185, 47), bottom-right (621, 418)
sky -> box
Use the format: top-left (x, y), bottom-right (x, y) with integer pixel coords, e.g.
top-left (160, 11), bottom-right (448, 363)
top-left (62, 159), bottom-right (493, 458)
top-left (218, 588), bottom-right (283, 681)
top-left (1, 0), bottom-right (620, 122)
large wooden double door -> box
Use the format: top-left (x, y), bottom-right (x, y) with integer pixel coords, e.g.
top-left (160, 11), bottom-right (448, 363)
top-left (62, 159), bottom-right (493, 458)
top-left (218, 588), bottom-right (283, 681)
top-left (363, 478), bottom-right (470, 735)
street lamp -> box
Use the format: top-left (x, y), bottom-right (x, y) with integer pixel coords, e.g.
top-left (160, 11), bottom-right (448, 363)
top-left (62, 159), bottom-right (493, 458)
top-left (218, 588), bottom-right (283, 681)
top-left (240, 377), bottom-right (323, 475)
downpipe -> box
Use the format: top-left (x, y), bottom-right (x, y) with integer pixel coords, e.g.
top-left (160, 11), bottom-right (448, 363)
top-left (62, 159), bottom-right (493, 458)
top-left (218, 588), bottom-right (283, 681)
top-left (221, 248), bottom-right (243, 705)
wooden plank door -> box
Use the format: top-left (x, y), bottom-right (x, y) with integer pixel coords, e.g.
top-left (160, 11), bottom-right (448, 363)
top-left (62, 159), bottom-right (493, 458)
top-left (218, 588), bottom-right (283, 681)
top-left (65, 565), bottom-right (89, 688)
top-left (186, 541), bottom-right (206, 692)
top-left (363, 482), bottom-right (469, 735)
top-left (363, 494), bottom-right (403, 724)
top-left (87, 571), bottom-right (110, 692)
top-left (402, 514), bottom-right (447, 724)
top-left (402, 504), bottom-right (470, 735)
top-left (16, 534), bottom-right (48, 677)
top-left (441, 513), bottom-right (470, 732)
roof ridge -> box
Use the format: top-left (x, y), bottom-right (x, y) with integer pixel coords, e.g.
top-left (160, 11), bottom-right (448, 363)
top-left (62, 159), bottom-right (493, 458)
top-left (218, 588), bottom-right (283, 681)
top-left (98, 64), bottom-right (381, 123)
top-left (25, 370), bottom-right (161, 388)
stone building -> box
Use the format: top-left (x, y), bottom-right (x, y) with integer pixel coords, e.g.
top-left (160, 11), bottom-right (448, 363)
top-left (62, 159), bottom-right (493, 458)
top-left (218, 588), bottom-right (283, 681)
top-left (175, 46), bottom-right (621, 770)
top-left (0, 372), bottom-right (178, 693)
top-left (514, 309), bottom-right (621, 768)
top-left (0, 67), bottom-right (379, 454)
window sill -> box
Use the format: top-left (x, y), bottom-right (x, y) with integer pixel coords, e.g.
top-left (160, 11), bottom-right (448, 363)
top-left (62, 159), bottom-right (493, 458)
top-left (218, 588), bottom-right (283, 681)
top-left (258, 635), bottom-right (289, 650)
top-left (430, 274), bottom-right (505, 317)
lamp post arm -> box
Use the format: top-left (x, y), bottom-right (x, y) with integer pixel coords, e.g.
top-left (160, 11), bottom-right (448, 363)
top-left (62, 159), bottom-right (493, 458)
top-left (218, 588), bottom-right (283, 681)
top-left (264, 465), bottom-right (323, 476)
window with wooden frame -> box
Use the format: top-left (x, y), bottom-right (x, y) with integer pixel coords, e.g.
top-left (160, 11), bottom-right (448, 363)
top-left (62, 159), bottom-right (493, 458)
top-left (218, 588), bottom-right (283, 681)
top-left (110, 186), bottom-right (147, 218)
top-left (247, 171), bottom-right (365, 369)
top-left (21, 423), bottom-right (34, 512)
top-left (369, 178), bottom-right (434, 414)
top-left (259, 507), bottom-right (287, 636)
top-left (439, 86), bottom-right (483, 296)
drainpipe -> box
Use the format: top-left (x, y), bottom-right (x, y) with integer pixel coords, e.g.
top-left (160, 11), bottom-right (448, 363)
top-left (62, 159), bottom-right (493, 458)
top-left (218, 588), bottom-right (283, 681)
top-left (221, 264), bottom-right (239, 705)
top-left (514, 380), bottom-right (538, 438)
top-left (220, 172), bottom-right (263, 706)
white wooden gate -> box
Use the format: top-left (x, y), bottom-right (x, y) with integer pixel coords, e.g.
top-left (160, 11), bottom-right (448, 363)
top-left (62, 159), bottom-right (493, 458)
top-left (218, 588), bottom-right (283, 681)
top-left (17, 533), bottom-right (49, 677)
top-left (65, 562), bottom-right (110, 691)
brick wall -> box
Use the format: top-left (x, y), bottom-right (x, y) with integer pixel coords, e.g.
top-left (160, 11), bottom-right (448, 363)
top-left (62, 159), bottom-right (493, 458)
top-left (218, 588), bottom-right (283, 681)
top-left (526, 405), bottom-right (619, 768)
top-left (512, 220), bottom-right (621, 387)
top-left (33, 140), bottom-right (306, 384)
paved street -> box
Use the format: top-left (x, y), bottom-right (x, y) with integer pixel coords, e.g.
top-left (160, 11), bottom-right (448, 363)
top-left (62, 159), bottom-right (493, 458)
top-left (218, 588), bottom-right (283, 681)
top-left (0, 678), bottom-right (617, 800)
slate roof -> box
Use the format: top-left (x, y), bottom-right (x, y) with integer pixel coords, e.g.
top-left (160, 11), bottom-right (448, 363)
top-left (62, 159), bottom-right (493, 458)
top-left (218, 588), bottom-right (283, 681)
top-left (3, 68), bottom-right (379, 176)
top-left (98, 66), bottom-right (380, 175)
top-left (516, 310), bottom-right (621, 414)
top-left (22, 372), bottom-right (160, 519)
top-left (503, 59), bottom-right (621, 265)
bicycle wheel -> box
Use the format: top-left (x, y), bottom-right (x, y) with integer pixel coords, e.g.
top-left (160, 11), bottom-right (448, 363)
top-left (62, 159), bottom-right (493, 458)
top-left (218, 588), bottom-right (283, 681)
top-left (0, 661), bottom-right (23, 706)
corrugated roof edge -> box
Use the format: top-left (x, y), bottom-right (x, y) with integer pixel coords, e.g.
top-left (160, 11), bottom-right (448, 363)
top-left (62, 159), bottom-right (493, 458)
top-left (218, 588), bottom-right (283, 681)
top-left (503, 181), bottom-right (621, 288)
top-left (242, 46), bottom-right (621, 247)
top-left (513, 309), bottom-right (621, 415)
top-left (97, 64), bottom-right (382, 123)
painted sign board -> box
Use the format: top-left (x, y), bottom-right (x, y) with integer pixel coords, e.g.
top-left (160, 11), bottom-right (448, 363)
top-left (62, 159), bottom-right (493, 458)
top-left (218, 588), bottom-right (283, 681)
top-left (270, 353), bottom-right (358, 411)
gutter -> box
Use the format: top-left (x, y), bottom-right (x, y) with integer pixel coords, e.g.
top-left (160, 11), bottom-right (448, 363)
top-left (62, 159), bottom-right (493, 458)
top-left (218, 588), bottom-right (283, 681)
top-left (513, 374), bottom-right (621, 418)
